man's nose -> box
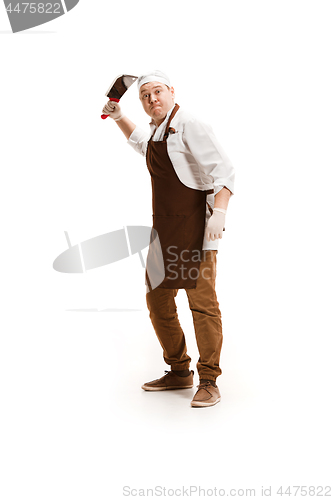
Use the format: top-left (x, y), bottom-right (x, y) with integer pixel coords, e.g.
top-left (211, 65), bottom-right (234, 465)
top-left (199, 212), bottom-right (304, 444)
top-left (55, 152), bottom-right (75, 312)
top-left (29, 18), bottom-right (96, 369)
top-left (149, 94), bottom-right (157, 103)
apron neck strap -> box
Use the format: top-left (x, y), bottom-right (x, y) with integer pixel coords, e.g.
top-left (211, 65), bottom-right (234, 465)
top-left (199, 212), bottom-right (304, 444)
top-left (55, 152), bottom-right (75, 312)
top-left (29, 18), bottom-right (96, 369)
top-left (162, 103), bottom-right (180, 141)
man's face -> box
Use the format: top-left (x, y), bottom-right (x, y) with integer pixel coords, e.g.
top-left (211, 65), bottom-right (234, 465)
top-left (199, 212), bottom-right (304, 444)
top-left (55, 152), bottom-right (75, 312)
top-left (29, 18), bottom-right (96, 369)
top-left (139, 81), bottom-right (175, 126)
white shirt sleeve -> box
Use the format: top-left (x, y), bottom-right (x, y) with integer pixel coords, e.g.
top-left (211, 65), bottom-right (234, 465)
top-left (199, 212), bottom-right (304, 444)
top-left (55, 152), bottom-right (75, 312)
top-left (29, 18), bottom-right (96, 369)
top-left (127, 126), bottom-right (150, 157)
top-left (183, 118), bottom-right (235, 195)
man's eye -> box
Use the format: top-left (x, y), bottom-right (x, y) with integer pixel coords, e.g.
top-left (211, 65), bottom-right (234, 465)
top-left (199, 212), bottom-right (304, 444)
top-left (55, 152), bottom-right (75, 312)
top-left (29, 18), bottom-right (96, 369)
top-left (156, 90), bottom-right (160, 94)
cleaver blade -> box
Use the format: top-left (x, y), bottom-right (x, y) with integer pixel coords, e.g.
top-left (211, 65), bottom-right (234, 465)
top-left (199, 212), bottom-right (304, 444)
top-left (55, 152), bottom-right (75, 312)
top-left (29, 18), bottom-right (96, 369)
top-left (101, 74), bottom-right (137, 119)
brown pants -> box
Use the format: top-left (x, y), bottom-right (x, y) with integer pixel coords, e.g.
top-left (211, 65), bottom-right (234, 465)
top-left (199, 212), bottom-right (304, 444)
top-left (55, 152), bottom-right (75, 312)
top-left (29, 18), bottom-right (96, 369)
top-left (146, 250), bottom-right (223, 381)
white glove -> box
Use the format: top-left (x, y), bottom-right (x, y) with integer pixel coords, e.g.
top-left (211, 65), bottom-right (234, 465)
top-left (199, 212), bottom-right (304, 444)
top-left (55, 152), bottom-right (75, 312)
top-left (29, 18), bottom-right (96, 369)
top-left (102, 101), bottom-right (123, 121)
top-left (205, 209), bottom-right (226, 241)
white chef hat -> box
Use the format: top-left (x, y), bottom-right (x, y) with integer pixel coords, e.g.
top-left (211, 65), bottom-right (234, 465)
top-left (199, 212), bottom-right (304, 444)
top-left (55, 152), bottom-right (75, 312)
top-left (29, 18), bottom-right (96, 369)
top-left (137, 70), bottom-right (171, 89)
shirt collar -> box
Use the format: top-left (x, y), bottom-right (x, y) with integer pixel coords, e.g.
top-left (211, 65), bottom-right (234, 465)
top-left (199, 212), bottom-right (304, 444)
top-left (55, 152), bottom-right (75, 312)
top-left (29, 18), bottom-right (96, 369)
top-left (149, 104), bottom-right (176, 132)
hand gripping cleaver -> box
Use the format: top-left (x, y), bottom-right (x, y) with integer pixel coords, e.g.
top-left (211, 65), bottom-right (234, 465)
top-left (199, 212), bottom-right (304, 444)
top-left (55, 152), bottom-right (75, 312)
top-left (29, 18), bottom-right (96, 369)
top-left (101, 74), bottom-right (137, 119)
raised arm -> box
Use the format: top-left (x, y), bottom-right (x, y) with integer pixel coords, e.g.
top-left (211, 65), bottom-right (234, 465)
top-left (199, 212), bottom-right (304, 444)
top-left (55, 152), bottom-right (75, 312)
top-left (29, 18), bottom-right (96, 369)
top-left (102, 101), bottom-right (136, 140)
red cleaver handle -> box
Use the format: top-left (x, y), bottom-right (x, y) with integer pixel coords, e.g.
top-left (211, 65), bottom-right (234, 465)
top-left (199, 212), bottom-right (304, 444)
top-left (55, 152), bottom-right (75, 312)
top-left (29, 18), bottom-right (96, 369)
top-left (101, 98), bottom-right (120, 119)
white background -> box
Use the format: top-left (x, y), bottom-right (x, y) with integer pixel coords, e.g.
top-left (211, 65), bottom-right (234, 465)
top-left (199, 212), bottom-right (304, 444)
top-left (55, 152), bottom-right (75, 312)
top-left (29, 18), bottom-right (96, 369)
top-left (1, 1), bottom-right (333, 498)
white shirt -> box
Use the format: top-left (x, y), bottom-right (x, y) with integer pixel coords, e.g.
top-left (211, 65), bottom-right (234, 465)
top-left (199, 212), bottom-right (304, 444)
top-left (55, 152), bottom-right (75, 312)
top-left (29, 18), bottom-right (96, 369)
top-left (128, 105), bottom-right (235, 250)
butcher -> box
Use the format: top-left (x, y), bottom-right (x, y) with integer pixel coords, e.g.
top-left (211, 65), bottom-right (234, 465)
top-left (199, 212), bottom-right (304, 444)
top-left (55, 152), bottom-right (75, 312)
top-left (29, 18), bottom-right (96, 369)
top-left (102, 70), bottom-right (235, 407)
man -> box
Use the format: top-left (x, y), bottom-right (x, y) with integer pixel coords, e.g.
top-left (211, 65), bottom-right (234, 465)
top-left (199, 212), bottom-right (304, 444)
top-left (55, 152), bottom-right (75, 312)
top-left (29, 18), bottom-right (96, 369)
top-left (102, 70), bottom-right (235, 407)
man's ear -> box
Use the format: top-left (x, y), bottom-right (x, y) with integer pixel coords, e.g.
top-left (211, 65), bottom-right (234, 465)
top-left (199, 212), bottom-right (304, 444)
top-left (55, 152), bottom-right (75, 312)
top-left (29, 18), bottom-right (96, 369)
top-left (170, 86), bottom-right (175, 99)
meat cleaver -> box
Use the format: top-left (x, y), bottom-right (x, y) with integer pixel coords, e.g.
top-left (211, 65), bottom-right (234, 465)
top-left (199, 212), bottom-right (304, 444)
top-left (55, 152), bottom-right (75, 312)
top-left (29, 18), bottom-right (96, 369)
top-left (101, 74), bottom-right (138, 119)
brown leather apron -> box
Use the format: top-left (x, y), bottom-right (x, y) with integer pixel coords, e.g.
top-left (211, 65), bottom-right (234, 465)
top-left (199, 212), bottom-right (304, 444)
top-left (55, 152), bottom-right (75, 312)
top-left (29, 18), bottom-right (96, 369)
top-left (145, 104), bottom-right (213, 291)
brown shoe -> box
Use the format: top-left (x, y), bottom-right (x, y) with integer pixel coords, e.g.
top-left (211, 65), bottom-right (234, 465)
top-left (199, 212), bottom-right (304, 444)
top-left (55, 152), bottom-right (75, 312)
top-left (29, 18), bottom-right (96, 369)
top-left (191, 381), bottom-right (221, 407)
top-left (141, 370), bottom-right (194, 391)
